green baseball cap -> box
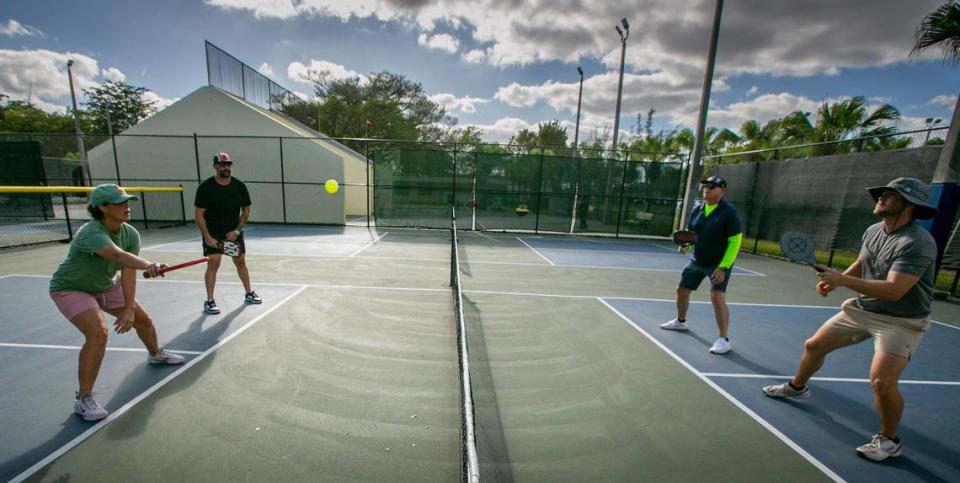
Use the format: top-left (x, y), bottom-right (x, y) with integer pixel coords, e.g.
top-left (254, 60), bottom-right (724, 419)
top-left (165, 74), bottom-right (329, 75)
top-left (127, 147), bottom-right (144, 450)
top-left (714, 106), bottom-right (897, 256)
top-left (89, 184), bottom-right (139, 207)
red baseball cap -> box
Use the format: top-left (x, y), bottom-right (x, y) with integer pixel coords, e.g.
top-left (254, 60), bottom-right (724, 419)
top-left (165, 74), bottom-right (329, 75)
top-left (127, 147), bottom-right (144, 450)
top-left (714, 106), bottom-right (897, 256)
top-left (213, 152), bottom-right (232, 164)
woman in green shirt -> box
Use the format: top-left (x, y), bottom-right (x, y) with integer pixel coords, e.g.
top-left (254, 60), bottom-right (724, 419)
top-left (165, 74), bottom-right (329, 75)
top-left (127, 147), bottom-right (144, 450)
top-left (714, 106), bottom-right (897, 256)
top-left (49, 184), bottom-right (185, 422)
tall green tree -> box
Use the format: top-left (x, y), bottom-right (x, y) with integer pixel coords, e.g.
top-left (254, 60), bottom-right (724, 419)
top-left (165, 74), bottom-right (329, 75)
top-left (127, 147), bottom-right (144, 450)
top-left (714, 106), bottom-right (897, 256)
top-left (82, 81), bottom-right (157, 134)
top-left (911, 1), bottom-right (960, 64)
top-left (293, 70), bottom-right (451, 151)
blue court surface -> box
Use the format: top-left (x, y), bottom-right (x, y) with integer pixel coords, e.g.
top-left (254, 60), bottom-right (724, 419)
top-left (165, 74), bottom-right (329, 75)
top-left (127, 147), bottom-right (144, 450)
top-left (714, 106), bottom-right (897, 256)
top-left (603, 298), bottom-right (960, 482)
top-left (519, 236), bottom-right (763, 275)
top-left (0, 275), bottom-right (304, 482)
top-left (144, 225), bottom-right (385, 258)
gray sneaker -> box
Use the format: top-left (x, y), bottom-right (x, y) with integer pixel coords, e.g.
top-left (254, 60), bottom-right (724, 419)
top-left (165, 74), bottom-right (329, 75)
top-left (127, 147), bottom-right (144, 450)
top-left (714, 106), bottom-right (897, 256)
top-left (762, 382), bottom-right (811, 399)
top-left (74, 393), bottom-right (108, 421)
top-left (857, 433), bottom-right (902, 461)
top-left (660, 318), bottom-right (688, 331)
top-left (148, 348), bottom-right (185, 365)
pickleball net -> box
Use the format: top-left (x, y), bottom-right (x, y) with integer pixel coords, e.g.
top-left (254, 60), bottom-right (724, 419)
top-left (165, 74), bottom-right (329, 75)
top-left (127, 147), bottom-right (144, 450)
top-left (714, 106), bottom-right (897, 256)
top-left (451, 205), bottom-right (480, 482)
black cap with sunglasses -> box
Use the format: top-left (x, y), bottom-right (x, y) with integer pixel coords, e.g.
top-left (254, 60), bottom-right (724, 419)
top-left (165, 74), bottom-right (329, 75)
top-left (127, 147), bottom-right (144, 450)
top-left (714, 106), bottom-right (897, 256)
top-left (700, 175), bottom-right (727, 189)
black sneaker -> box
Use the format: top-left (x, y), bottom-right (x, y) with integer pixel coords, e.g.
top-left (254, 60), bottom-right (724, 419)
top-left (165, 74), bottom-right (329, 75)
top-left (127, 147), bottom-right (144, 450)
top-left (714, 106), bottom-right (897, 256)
top-left (244, 291), bottom-right (262, 304)
top-left (203, 299), bottom-right (220, 314)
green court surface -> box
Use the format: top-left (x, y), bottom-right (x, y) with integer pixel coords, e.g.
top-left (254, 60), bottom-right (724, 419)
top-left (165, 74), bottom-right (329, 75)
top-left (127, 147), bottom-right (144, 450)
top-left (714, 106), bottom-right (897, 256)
top-left (2, 224), bottom-right (958, 482)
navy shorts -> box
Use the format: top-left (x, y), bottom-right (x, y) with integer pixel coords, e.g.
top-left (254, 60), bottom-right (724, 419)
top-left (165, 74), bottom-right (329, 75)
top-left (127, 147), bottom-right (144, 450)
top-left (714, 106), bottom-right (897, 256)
top-left (201, 233), bottom-right (246, 257)
top-left (679, 261), bottom-right (732, 292)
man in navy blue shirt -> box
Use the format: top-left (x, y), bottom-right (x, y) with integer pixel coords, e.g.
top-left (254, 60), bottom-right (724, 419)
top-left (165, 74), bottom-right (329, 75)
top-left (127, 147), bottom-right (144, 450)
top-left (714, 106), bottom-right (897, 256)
top-left (660, 176), bottom-right (743, 354)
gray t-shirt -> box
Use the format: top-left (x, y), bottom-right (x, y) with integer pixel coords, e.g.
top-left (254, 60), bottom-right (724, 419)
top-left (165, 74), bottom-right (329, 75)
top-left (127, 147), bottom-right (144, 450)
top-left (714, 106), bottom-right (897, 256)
top-left (857, 221), bottom-right (936, 317)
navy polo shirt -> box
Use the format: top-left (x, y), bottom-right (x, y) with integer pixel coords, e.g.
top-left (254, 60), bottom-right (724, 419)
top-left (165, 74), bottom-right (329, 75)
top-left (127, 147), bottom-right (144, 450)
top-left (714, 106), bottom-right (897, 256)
top-left (688, 199), bottom-right (742, 267)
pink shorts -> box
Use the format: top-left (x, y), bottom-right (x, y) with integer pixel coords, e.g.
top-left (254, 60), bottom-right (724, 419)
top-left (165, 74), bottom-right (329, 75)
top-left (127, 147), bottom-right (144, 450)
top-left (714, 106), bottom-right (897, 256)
top-left (50, 284), bottom-right (126, 321)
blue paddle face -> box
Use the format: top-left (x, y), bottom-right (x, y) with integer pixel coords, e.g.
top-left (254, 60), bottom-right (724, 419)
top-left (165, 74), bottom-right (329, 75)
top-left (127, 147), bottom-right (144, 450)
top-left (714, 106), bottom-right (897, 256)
top-left (780, 232), bottom-right (824, 272)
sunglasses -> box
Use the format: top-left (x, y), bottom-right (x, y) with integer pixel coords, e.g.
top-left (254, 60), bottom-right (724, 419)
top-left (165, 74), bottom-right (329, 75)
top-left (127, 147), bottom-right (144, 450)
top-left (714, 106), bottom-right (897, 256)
top-left (216, 162), bottom-right (233, 167)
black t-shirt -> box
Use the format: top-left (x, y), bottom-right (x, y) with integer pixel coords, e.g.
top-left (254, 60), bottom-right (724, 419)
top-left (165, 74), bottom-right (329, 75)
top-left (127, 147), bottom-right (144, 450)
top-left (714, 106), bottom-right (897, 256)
top-left (194, 177), bottom-right (251, 238)
top-left (688, 199), bottom-right (742, 267)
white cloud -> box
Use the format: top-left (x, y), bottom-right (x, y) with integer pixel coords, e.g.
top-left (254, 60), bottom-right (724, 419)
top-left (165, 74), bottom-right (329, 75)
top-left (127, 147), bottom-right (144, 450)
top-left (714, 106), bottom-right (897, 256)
top-left (462, 49), bottom-right (487, 64)
top-left (101, 67), bottom-right (126, 82)
top-left (465, 117), bottom-right (532, 143)
top-left (258, 62), bottom-right (274, 76)
top-left (0, 49), bottom-right (100, 102)
top-left (287, 59), bottom-right (367, 85)
top-left (869, 95), bottom-right (894, 105)
top-left (417, 33), bottom-right (459, 53)
top-left (693, 92), bottom-right (822, 130)
top-left (930, 94), bottom-right (958, 108)
top-left (494, 69), bottom-right (728, 129)
top-left (429, 93), bottom-right (489, 114)
top-left (746, 86), bottom-right (758, 96)
top-left (142, 91), bottom-right (176, 111)
top-left (0, 19), bottom-right (44, 38)
top-left (204, 0), bottom-right (933, 78)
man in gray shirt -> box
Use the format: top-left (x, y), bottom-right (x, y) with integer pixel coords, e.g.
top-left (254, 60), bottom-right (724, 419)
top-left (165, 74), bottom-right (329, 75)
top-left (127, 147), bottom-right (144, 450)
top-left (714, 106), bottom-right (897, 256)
top-left (761, 177), bottom-right (938, 462)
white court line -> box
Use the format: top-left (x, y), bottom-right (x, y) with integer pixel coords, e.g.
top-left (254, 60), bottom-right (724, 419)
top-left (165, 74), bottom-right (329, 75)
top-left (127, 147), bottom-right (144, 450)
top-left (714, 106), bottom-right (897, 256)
top-left (349, 232), bottom-right (389, 257)
top-left (515, 236), bottom-right (555, 266)
top-left (9, 284), bottom-right (308, 483)
top-left (597, 298), bottom-right (844, 482)
top-left (0, 343), bottom-right (202, 355)
top-left (701, 372), bottom-right (960, 386)
top-left (465, 289), bottom-right (957, 329)
top-left (4, 275), bottom-right (953, 329)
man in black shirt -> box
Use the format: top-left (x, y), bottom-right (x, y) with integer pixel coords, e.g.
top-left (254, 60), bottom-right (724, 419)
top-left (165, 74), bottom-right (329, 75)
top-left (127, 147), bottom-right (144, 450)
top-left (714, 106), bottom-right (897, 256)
top-left (660, 176), bottom-right (743, 354)
top-left (194, 152), bottom-right (262, 314)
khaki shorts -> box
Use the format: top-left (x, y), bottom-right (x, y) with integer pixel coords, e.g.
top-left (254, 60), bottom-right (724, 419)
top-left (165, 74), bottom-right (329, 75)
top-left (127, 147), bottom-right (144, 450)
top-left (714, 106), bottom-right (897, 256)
top-left (823, 298), bottom-right (931, 358)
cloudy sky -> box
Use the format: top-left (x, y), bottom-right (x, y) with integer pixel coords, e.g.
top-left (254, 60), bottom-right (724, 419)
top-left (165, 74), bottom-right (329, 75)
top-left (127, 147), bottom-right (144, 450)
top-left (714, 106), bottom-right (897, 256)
top-left (1, 0), bottom-right (957, 143)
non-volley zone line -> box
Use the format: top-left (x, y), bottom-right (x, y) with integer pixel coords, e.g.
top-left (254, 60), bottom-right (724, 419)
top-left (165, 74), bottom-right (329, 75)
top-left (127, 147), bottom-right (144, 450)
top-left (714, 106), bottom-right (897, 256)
top-left (8, 285), bottom-right (307, 483)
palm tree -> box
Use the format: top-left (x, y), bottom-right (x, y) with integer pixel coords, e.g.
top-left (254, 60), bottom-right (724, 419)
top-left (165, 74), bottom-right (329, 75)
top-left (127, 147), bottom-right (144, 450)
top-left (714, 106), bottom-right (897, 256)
top-left (812, 96), bottom-right (900, 155)
top-left (911, 2), bottom-right (960, 64)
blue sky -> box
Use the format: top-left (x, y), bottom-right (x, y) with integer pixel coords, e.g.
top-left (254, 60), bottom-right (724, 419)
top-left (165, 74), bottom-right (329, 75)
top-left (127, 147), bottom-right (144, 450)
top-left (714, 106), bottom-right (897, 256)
top-left (1, 0), bottom-right (957, 143)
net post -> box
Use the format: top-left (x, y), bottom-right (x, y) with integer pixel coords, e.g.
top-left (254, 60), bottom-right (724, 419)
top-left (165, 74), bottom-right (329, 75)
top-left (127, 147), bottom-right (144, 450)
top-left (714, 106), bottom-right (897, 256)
top-left (827, 250), bottom-right (835, 268)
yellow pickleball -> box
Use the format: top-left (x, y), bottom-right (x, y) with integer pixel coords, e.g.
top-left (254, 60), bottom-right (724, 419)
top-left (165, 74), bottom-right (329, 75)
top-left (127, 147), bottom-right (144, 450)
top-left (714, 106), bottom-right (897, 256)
top-left (324, 179), bottom-right (339, 194)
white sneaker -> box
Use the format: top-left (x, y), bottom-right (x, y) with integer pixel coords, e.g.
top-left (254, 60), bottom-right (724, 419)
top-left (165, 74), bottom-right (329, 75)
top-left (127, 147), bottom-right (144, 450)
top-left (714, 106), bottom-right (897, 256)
top-left (762, 382), bottom-right (811, 399)
top-left (857, 433), bottom-right (902, 461)
top-left (708, 337), bottom-right (732, 354)
top-left (74, 393), bottom-right (108, 421)
top-left (148, 348), bottom-right (185, 365)
top-left (660, 318), bottom-right (688, 331)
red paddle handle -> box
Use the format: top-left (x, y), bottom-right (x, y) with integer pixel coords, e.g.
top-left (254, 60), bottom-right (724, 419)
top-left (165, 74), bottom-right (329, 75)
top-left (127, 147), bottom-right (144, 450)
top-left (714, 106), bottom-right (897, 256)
top-left (144, 257), bottom-right (209, 278)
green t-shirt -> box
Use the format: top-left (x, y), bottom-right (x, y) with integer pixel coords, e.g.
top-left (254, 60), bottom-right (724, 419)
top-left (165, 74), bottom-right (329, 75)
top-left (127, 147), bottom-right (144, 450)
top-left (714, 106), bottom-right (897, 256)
top-left (49, 220), bottom-right (141, 293)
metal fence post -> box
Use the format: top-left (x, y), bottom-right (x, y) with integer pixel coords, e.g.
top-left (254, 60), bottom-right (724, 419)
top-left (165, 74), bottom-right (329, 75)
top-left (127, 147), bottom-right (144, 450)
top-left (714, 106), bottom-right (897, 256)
top-left (279, 137), bottom-right (287, 224)
top-left (62, 192), bottom-right (74, 241)
top-left (614, 158), bottom-right (629, 237)
top-left (140, 190), bottom-right (149, 230)
top-left (111, 133), bottom-right (121, 185)
top-left (535, 150), bottom-right (544, 233)
top-left (193, 133), bottom-right (202, 183)
top-left (178, 185), bottom-right (186, 225)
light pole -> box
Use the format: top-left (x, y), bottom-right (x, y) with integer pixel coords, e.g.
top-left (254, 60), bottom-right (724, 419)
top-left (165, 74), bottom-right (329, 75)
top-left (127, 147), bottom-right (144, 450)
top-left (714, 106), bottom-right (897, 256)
top-left (574, 66), bottom-right (584, 151)
top-left (926, 117), bottom-right (943, 144)
top-left (570, 66), bottom-right (586, 234)
top-left (66, 60), bottom-right (86, 160)
top-left (611, 18), bottom-right (629, 158)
